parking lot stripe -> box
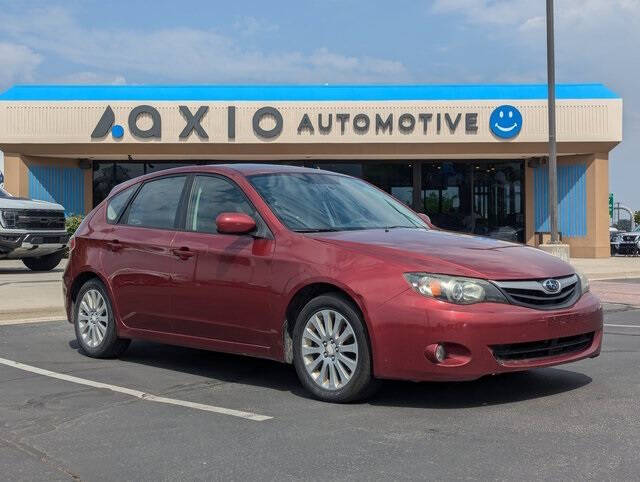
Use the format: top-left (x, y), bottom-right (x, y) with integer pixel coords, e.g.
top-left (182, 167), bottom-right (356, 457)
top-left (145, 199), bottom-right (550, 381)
top-left (0, 357), bottom-right (272, 422)
top-left (604, 323), bottom-right (640, 329)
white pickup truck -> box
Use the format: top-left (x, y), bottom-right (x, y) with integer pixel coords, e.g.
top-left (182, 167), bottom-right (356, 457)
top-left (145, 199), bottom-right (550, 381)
top-left (0, 186), bottom-right (69, 271)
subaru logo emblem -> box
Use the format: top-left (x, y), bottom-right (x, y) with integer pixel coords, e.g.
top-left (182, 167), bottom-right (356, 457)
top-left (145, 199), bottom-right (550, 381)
top-left (541, 278), bottom-right (561, 294)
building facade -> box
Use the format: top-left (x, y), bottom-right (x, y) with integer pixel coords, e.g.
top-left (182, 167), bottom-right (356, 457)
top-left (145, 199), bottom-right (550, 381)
top-left (0, 84), bottom-right (622, 257)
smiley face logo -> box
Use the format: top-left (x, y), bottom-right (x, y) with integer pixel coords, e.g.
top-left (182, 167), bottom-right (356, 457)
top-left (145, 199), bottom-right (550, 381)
top-left (489, 105), bottom-right (522, 139)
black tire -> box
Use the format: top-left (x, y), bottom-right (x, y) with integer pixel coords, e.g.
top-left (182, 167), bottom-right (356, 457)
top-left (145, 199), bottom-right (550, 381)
top-left (292, 293), bottom-right (380, 403)
top-left (22, 250), bottom-right (64, 271)
top-left (74, 279), bottom-right (130, 358)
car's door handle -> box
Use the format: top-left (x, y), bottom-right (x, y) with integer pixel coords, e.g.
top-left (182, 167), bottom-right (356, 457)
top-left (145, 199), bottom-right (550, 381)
top-left (106, 239), bottom-right (122, 251)
top-left (171, 247), bottom-right (195, 260)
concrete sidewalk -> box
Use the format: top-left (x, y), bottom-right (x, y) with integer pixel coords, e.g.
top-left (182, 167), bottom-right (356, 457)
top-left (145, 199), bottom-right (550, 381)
top-left (570, 256), bottom-right (640, 281)
top-left (0, 259), bottom-right (67, 324)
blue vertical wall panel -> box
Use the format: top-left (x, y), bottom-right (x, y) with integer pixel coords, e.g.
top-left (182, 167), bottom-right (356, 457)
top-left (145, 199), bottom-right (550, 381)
top-left (534, 164), bottom-right (587, 237)
top-left (28, 166), bottom-right (84, 216)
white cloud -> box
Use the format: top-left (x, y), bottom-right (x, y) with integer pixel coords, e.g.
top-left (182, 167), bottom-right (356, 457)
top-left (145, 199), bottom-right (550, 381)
top-left (52, 72), bottom-right (127, 85)
top-left (431, 0), bottom-right (639, 30)
top-left (431, 0), bottom-right (640, 207)
top-left (0, 42), bottom-right (42, 88)
top-left (233, 16), bottom-right (279, 36)
top-left (0, 7), bottom-right (409, 83)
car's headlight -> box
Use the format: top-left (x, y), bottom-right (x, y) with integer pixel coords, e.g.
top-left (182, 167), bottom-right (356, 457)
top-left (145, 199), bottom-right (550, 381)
top-left (613, 235), bottom-right (622, 243)
top-left (575, 270), bottom-right (590, 294)
top-left (404, 273), bottom-right (508, 305)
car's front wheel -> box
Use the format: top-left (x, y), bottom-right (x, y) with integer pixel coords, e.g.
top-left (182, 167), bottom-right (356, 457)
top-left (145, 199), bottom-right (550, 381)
top-left (22, 250), bottom-right (64, 271)
top-left (74, 279), bottom-right (130, 358)
top-left (292, 293), bottom-right (379, 403)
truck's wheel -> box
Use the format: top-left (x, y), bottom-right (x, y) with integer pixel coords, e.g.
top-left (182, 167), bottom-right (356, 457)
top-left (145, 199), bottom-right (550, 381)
top-left (22, 251), bottom-right (64, 271)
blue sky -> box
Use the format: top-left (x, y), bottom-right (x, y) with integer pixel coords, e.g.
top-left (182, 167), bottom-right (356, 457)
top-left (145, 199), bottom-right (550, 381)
top-left (0, 0), bottom-right (638, 208)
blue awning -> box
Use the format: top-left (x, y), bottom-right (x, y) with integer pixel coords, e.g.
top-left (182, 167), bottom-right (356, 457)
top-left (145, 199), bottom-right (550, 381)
top-left (0, 83), bottom-right (620, 102)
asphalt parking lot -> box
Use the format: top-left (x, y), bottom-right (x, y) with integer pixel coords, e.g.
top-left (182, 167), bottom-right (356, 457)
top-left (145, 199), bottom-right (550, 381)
top-left (1, 306), bottom-right (639, 480)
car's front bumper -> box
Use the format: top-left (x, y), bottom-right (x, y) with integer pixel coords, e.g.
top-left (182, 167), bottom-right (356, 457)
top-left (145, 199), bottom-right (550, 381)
top-left (614, 242), bottom-right (639, 254)
top-left (0, 231), bottom-right (68, 259)
top-left (368, 290), bottom-right (603, 382)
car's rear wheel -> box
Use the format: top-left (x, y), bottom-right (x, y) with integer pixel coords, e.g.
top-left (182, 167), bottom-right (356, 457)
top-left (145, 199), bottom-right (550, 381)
top-left (22, 251), bottom-right (64, 271)
top-left (292, 293), bottom-right (379, 403)
top-left (74, 279), bottom-right (130, 358)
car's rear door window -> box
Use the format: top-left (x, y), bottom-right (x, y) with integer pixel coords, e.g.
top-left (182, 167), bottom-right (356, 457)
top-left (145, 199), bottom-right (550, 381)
top-left (124, 176), bottom-right (187, 229)
top-left (106, 184), bottom-right (138, 224)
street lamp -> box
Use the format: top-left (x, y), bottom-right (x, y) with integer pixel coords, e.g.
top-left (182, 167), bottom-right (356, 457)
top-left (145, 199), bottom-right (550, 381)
top-left (546, 0), bottom-right (559, 244)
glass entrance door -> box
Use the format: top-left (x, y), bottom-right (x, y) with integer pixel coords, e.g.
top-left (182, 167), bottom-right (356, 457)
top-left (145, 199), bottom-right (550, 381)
top-left (421, 160), bottom-right (524, 242)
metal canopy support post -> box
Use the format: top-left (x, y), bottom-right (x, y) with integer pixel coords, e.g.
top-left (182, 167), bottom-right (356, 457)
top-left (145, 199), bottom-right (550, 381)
top-left (412, 162), bottom-right (422, 212)
top-left (546, 0), bottom-right (559, 243)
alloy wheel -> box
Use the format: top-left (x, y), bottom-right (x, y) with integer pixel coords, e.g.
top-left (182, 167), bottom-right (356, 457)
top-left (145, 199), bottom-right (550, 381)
top-left (77, 289), bottom-right (109, 348)
top-left (301, 309), bottom-right (359, 390)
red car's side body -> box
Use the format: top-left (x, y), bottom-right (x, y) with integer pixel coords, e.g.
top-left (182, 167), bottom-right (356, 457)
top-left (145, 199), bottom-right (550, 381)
top-left (63, 165), bottom-right (603, 382)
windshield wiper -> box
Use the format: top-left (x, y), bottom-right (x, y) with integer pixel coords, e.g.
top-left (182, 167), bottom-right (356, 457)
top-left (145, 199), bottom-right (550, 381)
top-left (382, 225), bottom-right (425, 230)
top-left (293, 228), bottom-right (341, 233)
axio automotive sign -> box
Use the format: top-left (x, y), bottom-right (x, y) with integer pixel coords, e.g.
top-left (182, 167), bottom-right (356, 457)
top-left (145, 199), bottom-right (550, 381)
top-left (91, 104), bottom-right (523, 141)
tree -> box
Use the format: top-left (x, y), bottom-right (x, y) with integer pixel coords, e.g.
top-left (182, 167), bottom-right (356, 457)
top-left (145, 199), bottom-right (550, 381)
top-left (635, 210), bottom-right (640, 226)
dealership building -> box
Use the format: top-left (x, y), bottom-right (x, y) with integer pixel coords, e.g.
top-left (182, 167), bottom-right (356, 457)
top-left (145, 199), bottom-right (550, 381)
top-left (0, 84), bottom-right (622, 257)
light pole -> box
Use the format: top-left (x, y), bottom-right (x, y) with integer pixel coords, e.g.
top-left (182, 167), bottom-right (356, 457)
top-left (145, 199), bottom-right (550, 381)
top-left (546, 0), bottom-right (559, 243)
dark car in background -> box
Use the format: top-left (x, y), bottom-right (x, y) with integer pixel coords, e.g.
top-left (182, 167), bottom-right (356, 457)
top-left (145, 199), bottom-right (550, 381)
top-left (611, 226), bottom-right (640, 256)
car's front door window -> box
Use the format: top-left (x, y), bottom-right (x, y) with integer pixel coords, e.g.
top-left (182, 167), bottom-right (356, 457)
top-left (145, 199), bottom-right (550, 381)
top-left (185, 175), bottom-right (267, 236)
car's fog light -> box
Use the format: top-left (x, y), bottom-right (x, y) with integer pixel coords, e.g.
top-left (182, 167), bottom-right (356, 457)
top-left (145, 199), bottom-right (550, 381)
top-left (425, 343), bottom-right (448, 363)
top-left (435, 344), bottom-right (447, 363)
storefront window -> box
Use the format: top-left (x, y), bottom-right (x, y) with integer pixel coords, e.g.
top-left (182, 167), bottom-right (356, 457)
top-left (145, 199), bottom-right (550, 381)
top-left (144, 162), bottom-right (190, 173)
top-left (421, 161), bottom-right (524, 242)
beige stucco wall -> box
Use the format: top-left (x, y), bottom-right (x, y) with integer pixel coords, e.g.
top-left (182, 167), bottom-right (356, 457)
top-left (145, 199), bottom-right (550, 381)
top-left (0, 99), bottom-right (623, 145)
top-left (3, 153), bottom-right (28, 197)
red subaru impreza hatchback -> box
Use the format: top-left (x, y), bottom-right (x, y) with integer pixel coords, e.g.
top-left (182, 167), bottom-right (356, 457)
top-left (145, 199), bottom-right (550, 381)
top-left (64, 164), bottom-right (602, 402)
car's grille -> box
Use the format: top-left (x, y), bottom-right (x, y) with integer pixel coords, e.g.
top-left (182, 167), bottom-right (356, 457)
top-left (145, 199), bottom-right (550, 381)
top-left (623, 235), bottom-right (638, 242)
top-left (494, 275), bottom-right (580, 310)
top-left (491, 332), bottom-right (594, 362)
top-left (0, 209), bottom-right (65, 230)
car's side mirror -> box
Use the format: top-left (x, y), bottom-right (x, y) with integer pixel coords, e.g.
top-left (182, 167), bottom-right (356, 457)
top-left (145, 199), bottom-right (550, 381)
top-left (418, 213), bottom-right (435, 228)
top-left (216, 212), bottom-right (256, 235)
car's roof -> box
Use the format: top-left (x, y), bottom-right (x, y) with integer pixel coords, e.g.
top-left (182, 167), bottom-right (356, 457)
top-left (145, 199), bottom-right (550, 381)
top-left (108, 163), bottom-right (343, 197)
top-left (142, 163), bottom-right (342, 178)
top-left (217, 163), bottom-right (327, 176)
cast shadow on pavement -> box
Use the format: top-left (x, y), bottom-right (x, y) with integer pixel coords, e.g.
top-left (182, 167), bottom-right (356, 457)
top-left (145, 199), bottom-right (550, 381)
top-left (0, 267), bottom-right (64, 275)
top-left (68, 339), bottom-right (592, 408)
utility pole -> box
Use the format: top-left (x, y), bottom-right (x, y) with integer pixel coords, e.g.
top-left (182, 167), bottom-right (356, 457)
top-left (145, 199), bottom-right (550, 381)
top-left (546, 0), bottom-right (559, 243)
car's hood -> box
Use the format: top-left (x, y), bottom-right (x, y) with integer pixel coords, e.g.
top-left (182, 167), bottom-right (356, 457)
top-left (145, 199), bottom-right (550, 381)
top-left (309, 228), bottom-right (575, 280)
top-left (0, 197), bottom-right (65, 211)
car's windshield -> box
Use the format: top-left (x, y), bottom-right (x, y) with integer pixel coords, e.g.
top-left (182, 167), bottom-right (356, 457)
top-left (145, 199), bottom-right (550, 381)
top-left (248, 172), bottom-right (427, 232)
top-left (0, 187), bottom-right (10, 198)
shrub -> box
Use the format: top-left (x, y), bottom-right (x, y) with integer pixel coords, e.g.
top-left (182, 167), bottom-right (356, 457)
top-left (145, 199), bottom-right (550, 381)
top-left (65, 215), bottom-right (84, 237)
